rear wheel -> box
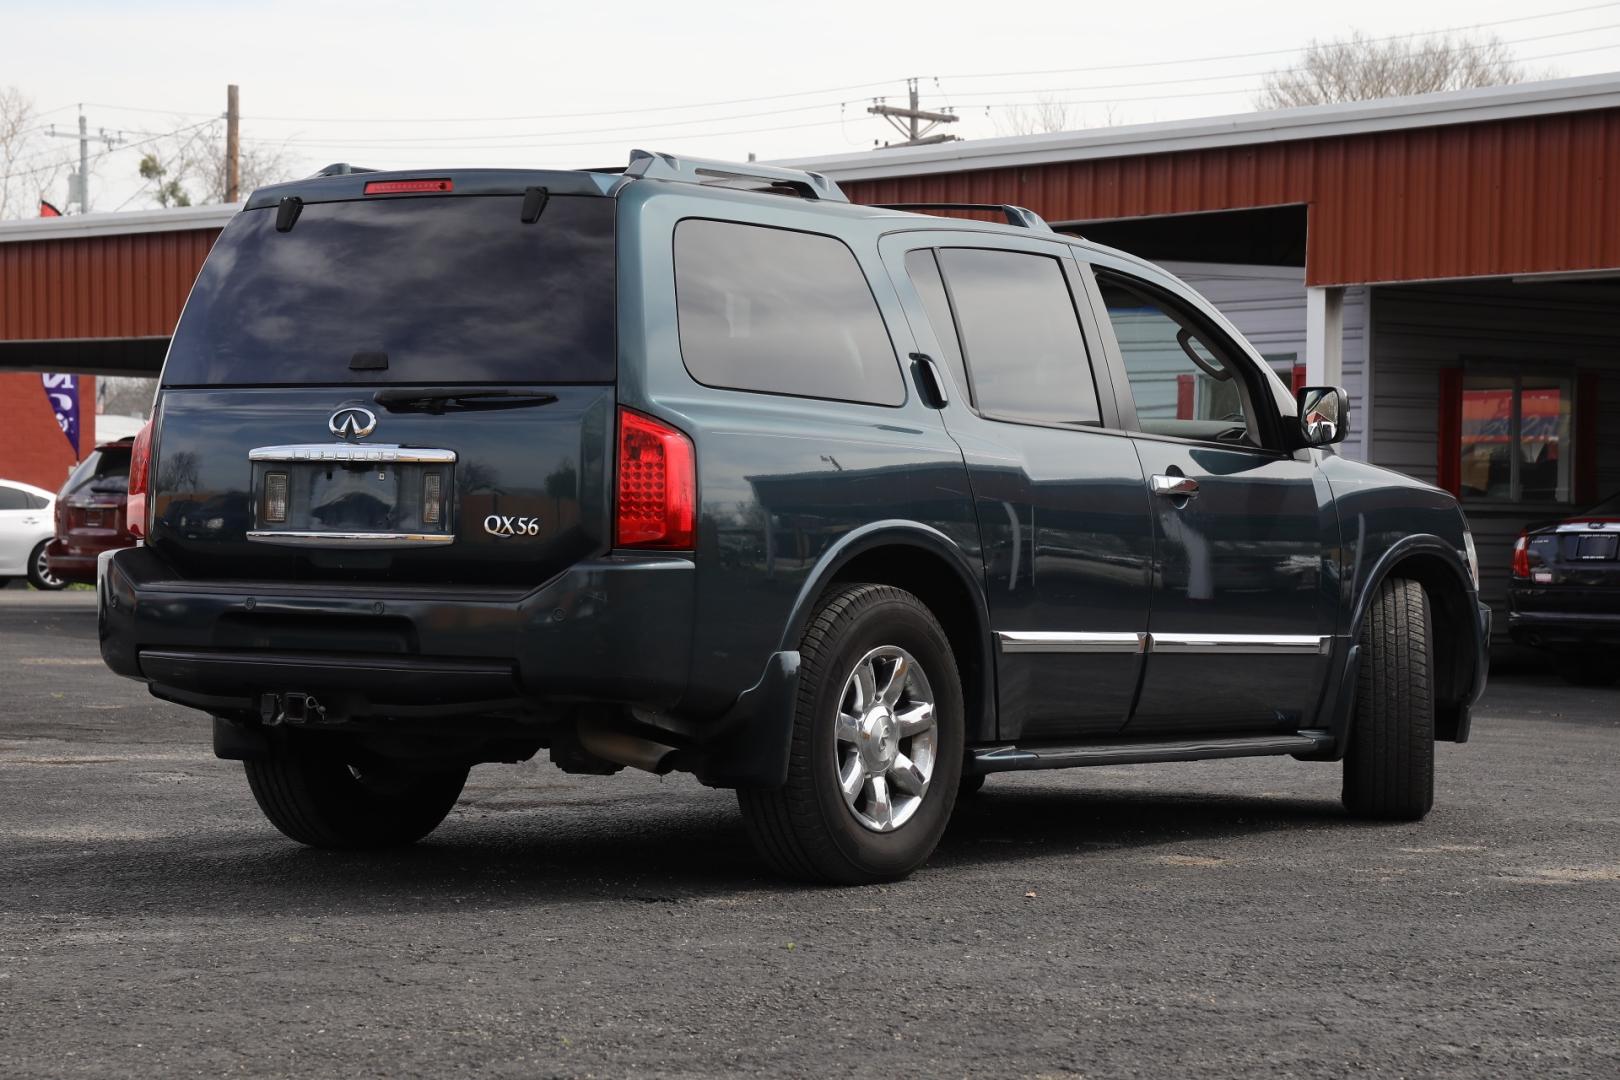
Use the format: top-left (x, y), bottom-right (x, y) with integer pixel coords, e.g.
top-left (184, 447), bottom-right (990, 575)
top-left (244, 737), bottom-right (468, 848)
top-left (1555, 657), bottom-right (1620, 687)
top-left (26, 541), bottom-right (65, 591)
top-left (738, 583), bottom-right (964, 884)
top-left (1342, 577), bottom-right (1435, 820)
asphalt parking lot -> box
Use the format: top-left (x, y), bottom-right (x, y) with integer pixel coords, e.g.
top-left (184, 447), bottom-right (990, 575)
top-left (1, 591), bottom-right (1616, 1079)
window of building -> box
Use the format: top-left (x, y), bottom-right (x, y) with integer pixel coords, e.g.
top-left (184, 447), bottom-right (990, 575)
top-left (674, 219), bottom-right (903, 406)
top-left (934, 248), bottom-right (1100, 426)
top-left (1459, 373), bottom-right (1573, 503)
top-left (1096, 274), bottom-right (1255, 446)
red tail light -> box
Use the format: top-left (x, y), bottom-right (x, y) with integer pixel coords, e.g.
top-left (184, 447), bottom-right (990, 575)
top-left (615, 408), bottom-right (695, 549)
top-left (127, 419), bottom-right (154, 540)
top-left (1511, 531), bottom-right (1530, 579)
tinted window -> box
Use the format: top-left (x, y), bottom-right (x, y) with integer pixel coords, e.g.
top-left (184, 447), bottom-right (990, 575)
top-left (675, 219), bottom-right (902, 406)
top-left (164, 195), bottom-right (615, 386)
top-left (0, 486), bottom-right (28, 511)
top-left (1097, 274), bottom-right (1254, 446)
top-left (903, 249), bottom-right (970, 406)
top-left (936, 248), bottom-right (1099, 425)
top-left (62, 447), bottom-right (130, 498)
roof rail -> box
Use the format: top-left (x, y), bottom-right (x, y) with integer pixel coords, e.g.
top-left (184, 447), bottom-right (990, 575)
top-left (619, 149), bottom-right (847, 202)
top-left (876, 202), bottom-right (1053, 232)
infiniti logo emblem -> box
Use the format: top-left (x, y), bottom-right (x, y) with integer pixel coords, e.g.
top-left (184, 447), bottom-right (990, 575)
top-left (329, 407), bottom-right (378, 440)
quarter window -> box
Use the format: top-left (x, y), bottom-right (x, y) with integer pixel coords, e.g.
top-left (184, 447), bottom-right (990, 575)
top-left (935, 248), bottom-right (1100, 426)
top-left (1097, 274), bottom-right (1255, 446)
top-left (674, 219), bottom-right (903, 406)
top-left (903, 249), bottom-right (971, 407)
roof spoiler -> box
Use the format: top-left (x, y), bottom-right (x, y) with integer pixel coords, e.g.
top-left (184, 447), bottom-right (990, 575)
top-left (616, 149), bottom-right (847, 202)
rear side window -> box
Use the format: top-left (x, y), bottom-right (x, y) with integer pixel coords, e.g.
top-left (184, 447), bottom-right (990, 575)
top-left (163, 195), bottom-right (615, 386)
top-left (936, 248), bottom-right (1100, 426)
top-left (0, 486), bottom-right (28, 511)
top-left (674, 219), bottom-right (903, 406)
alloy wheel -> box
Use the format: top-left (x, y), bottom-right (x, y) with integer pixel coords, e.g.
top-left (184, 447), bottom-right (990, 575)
top-left (834, 645), bottom-right (936, 833)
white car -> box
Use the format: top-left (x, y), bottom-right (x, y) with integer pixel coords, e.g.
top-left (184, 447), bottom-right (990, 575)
top-left (0, 479), bottom-right (65, 590)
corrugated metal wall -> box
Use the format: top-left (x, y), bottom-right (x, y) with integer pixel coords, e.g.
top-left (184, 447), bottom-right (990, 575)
top-left (843, 109), bottom-right (1620, 287)
top-left (0, 229), bottom-right (219, 341)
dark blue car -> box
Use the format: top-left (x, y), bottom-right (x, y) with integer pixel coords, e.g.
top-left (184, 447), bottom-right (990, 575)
top-left (100, 152), bottom-right (1490, 883)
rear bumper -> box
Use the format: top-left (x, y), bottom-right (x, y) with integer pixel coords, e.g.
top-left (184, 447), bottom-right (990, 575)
top-left (1507, 609), bottom-right (1620, 651)
top-left (99, 544), bottom-right (697, 717)
top-left (46, 539), bottom-right (113, 584)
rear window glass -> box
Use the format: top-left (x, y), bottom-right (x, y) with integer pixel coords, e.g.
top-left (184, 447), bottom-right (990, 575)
top-left (674, 219), bottom-right (903, 406)
top-left (62, 447), bottom-right (131, 498)
top-left (163, 195), bottom-right (615, 386)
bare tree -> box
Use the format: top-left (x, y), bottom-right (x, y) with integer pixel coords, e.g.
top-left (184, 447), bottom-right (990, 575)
top-left (131, 122), bottom-right (294, 208)
top-left (994, 97), bottom-right (1075, 137)
top-left (0, 86), bottom-right (72, 220)
top-left (1259, 32), bottom-right (1532, 109)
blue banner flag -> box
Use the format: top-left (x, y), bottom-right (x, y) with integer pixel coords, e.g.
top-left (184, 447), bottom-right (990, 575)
top-left (42, 373), bottom-right (80, 456)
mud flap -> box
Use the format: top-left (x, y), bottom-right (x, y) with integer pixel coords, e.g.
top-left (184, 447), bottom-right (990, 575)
top-left (687, 651), bottom-right (801, 789)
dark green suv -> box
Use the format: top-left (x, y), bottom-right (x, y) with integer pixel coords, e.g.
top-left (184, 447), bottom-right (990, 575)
top-left (100, 151), bottom-right (1490, 883)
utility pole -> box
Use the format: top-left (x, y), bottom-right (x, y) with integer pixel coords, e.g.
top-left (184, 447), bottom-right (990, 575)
top-left (225, 84), bottom-right (240, 202)
top-left (867, 78), bottom-right (959, 148)
top-left (46, 107), bottom-right (123, 213)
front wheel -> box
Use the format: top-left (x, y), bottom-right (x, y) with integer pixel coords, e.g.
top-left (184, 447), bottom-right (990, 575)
top-left (738, 583), bottom-right (964, 884)
top-left (27, 541), bottom-right (66, 591)
top-left (244, 737), bottom-right (468, 848)
top-left (1342, 577), bottom-right (1435, 820)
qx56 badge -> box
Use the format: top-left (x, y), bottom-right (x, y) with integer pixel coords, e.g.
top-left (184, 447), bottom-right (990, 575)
top-left (484, 514), bottom-right (541, 538)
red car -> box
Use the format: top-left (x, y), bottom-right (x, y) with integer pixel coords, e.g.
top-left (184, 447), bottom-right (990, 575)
top-left (46, 438), bottom-right (135, 585)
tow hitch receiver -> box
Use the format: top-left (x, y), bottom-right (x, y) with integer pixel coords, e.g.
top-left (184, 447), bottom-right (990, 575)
top-left (260, 692), bottom-right (328, 726)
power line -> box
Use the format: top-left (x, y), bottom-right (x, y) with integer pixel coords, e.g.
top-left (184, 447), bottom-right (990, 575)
top-left (51, 0), bottom-right (1616, 130)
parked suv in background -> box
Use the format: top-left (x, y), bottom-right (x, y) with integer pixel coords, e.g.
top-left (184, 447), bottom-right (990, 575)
top-left (100, 152), bottom-right (1490, 882)
top-left (46, 437), bottom-right (136, 585)
top-left (1509, 491), bottom-right (1620, 685)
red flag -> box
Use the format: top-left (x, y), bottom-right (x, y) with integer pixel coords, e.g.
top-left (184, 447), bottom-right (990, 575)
top-left (39, 200), bottom-right (61, 217)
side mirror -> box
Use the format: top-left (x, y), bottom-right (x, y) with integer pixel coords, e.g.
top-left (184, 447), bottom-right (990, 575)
top-left (1297, 385), bottom-right (1349, 447)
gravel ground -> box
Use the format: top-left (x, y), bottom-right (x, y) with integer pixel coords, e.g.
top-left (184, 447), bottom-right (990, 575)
top-left (2, 591), bottom-right (1617, 1079)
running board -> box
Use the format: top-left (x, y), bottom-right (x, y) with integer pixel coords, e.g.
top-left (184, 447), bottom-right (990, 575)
top-left (970, 731), bottom-right (1333, 774)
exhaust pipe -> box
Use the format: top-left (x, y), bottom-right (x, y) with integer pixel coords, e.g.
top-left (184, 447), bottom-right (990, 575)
top-left (577, 727), bottom-right (678, 775)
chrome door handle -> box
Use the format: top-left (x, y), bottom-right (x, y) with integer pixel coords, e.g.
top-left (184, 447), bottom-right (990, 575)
top-left (1150, 474), bottom-right (1199, 499)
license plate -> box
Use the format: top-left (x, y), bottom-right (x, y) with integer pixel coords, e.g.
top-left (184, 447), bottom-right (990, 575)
top-left (84, 509), bottom-right (103, 527)
top-left (1577, 535), bottom-right (1618, 560)
top-left (308, 464), bottom-right (403, 531)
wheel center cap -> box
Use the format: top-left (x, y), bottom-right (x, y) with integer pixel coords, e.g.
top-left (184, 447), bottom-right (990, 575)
top-left (860, 707), bottom-right (898, 772)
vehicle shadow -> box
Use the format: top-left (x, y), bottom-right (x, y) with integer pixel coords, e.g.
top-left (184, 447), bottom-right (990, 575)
top-left (2, 781), bottom-right (1358, 918)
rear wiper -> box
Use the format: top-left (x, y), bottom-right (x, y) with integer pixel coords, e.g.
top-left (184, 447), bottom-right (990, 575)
top-left (372, 387), bottom-right (560, 414)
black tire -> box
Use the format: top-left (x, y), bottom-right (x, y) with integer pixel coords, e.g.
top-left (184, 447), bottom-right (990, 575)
top-left (26, 541), bottom-right (66, 591)
top-left (738, 583), bottom-right (964, 884)
top-left (958, 773), bottom-right (986, 797)
top-left (1342, 577), bottom-right (1435, 820)
top-left (1555, 657), bottom-right (1620, 687)
top-left (244, 737), bottom-right (468, 848)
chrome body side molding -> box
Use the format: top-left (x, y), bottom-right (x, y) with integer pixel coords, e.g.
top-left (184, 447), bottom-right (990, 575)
top-left (995, 630), bottom-right (1330, 655)
top-left (995, 631), bottom-right (1146, 654)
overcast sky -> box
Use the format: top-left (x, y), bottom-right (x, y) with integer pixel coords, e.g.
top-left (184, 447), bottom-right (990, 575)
top-left (5, 0), bottom-right (1620, 213)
